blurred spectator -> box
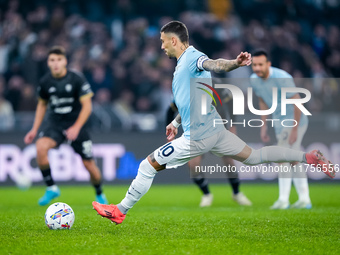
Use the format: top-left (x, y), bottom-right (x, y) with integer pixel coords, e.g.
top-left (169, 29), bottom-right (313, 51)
top-left (22, 43), bottom-right (48, 85)
top-left (5, 75), bottom-right (24, 111)
top-left (326, 50), bottom-right (340, 77)
top-left (312, 24), bottom-right (327, 59)
top-left (153, 76), bottom-right (173, 118)
top-left (0, 39), bottom-right (10, 74)
top-left (112, 89), bottom-right (135, 130)
top-left (94, 88), bottom-right (112, 106)
top-left (17, 84), bottom-right (37, 112)
top-left (27, 5), bottom-right (49, 32)
top-left (87, 65), bottom-right (113, 95)
top-left (19, 27), bottom-right (38, 60)
top-left (0, 75), bottom-right (14, 131)
top-left (0, 0), bottom-right (339, 125)
top-left (311, 61), bottom-right (328, 94)
top-left (49, 7), bottom-right (65, 35)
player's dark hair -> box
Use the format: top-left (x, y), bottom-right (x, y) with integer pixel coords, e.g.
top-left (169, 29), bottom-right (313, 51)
top-left (48, 46), bottom-right (66, 57)
top-left (161, 21), bottom-right (189, 43)
top-left (252, 49), bottom-right (270, 61)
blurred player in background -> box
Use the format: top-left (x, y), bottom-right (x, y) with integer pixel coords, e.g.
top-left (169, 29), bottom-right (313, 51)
top-left (24, 46), bottom-right (108, 206)
top-left (166, 97), bottom-right (252, 207)
top-left (251, 49), bottom-right (310, 209)
top-left (93, 21), bottom-right (334, 225)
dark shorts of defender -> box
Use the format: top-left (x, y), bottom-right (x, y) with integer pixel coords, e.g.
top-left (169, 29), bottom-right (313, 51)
top-left (39, 121), bottom-right (93, 160)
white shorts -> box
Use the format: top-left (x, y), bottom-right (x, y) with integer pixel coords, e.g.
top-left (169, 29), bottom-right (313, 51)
top-left (276, 124), bottom-right (308, 178)
top-left (153, 129), bottom-right (246, 169)
top-left (276, 124), bottom-right (308, 150)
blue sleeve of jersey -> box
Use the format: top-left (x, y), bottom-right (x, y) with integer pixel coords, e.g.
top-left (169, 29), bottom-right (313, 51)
top-left (187, 50), bottom-right (207, 74)
top-left (277, 72), bottom-right (296, 98)
top-left (249, 76), bottom-right (261, 98)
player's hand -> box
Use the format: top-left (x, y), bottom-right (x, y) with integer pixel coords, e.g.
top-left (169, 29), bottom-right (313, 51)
top-left (289, 128), bottom-right (298, 145)
top-left (260, 126), bottom-right (270, 143)
top-left (236, 52), bottom-right (252, 67)
top-left (24, 129), bottom-right (37, 144)
top-left (65, 125), bottom-right (81, 141)
top-left (166, 123), bottom-right (178, 141)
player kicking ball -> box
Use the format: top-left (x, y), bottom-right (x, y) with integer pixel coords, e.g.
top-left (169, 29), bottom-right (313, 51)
top-left (93, 21), bottom-right (334, 224)
top-left (167, 102), bottom-right (252, 207)
top-left (24, 46), bottom-right (108, 206)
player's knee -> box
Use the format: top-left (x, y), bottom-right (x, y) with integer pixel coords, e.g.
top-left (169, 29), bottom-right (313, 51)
top-left (147, 154), bottom-right (165, 171)
top-left (82, 159), bottom-right (94, 170)
top-left (138, 159), bottom-right (158, 178)
top-left (82, 159), bottom-right (101, 181)
top-left (36, 140), bottom-right (50, 157)
top-left (36, 150), bottom-right (49, 166)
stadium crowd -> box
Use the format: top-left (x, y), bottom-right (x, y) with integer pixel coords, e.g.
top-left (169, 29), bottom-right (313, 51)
top-left (0, 0), bottom-right (340, 131)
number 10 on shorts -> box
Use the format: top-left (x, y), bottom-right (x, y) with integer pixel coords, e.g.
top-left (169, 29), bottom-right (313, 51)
top-left (159, 142), bottom-right (174, 157)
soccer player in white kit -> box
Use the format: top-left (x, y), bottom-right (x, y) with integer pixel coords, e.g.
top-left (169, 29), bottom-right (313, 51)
top-left (93, 21), bottom-right (334, 224)
top-left (251, 49), bottom-right (311, 209)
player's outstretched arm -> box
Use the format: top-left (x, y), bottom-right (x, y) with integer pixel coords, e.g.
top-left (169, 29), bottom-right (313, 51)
top-left (24, 99), bottom-right (48, 144)
top-left (202, 52), bottom-right (252, 73)
top-left (166, 114), bottom-right (181, 141)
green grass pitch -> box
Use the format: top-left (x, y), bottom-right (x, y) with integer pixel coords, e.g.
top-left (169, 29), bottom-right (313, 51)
top-left (0, 183), bottom-right (339, 254)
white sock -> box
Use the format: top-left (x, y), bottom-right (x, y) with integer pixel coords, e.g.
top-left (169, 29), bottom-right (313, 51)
top-left (47, 185), bottom-right (58, 192)
top-left (293, 164), bottom-right (310, 202)
top-left (278, 178), bottom-right (292, 202)
top-left (243, 146), bottom-right (305, 165)
top-left (277, 163), bottom-right (292, 203)
top-left (118, 159), bottom-right (157, 214)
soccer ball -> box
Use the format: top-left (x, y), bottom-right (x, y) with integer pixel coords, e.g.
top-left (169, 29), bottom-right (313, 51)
top-left (44, 202), bottom-right (75, 230)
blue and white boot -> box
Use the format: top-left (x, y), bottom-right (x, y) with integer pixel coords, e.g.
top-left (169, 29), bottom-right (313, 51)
top-left (38, 186), bottom-right (60, 206)
top-left (95, 193), bottom-right (108, 205)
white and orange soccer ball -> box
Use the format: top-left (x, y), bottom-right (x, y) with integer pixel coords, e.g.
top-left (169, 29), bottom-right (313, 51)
top-left (44, 202), bottom-right (75, 230)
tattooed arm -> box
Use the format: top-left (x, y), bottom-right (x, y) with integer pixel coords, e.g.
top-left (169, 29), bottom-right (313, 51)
top-left (203, 59), bottom-right (239, 73)
top-left (202, 52), bottom-right (252, 73)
